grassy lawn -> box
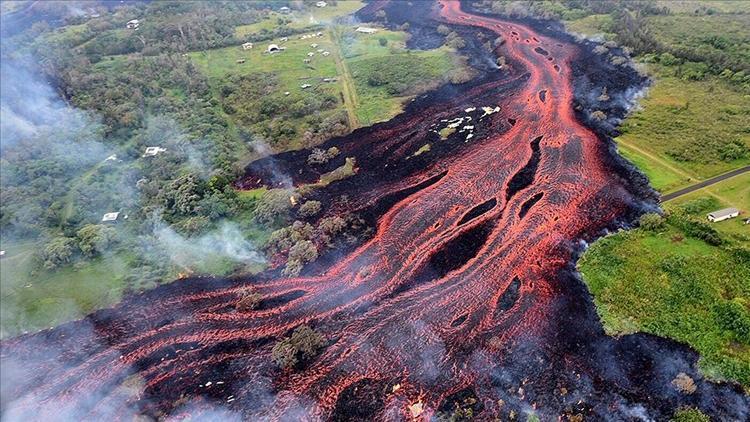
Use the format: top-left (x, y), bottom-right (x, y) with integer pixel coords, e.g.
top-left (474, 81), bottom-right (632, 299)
top-left (0, 241), bottom-right (128, 338)
top-left (615, 69), bottom-right (750, 193)
top-left (578, 221), bottom-right (750, 386)
top-left (235, 1), bottom-right (365, 38)
top-left (564, 14), bottom-right (614, 39)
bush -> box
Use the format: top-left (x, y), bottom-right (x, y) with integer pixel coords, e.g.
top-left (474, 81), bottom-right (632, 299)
top-left (253, 189), bottom-right (293, 225)
top-left (236, 289), bottom-right (262, 312)
top-left (639, 213), bottom-right (665, 232)
top-left (76, 224), bottom-right (118, 257)
top-left (41, 237), bottom-right (77, 269)
top-left (271, 325), bottom-right (325, 369)
top-left (298, 200), bottom-right (322, 218)
top-left (283, 240), bottom-right (318, 276)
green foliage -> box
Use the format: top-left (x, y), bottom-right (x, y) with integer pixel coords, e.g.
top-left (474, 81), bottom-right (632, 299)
top-left (76, 224), bottom-right (118, 257)
top-left (579, 216), bottom-right (750, 386)
top-left (271, 325), bottom-right (326, 369)
top-left (354, 53), bottom-right (457, 96)
top-left (253, 189), bottom-right (294, 226)
top-left (671, 408), bottom-right (711, 422)
top-left (297, 200), bottom-right (322, 218)
top-left (41, 237), bottom-right (77, 269)
top-left (639, 212), bottom-right (665, 232)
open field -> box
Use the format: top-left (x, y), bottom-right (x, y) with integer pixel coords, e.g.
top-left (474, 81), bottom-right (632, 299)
top-left (578, 220), bottom-right (750, 386)
top-left (0, 241), bottom-right (128, 337)
top-left (615, 69), bottom-right (750, 193)
top-left (234, 1), bottom-right (364, 38)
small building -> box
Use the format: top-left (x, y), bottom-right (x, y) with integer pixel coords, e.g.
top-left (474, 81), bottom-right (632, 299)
top-left (321, 51), bottom-right (330, 56)
top-left (105, 154), bottom-right (118, 162)
top-left (316, 1), bottom-right (327, 7)
top-left (303, 58), bottom-right (311, 63)
top-left (280, 37), bottom-right (288, 42)
top-left (307, 52), bottom-right (315, 57)
top-left (242, 42), bottom-right (253, 50)
top-left (126, 19), bottom-right (140, 29)
top-left (102, 212), bottom-right (120, 222)
top-left (317, 48), bottom-right (324, 53)
top-left (267, 44), bottom-right (281, 53)
top-left (707, 207), bottom-right (739, 223)
top-left (301, 84), bottom-right (312, 89)
top-left (236, 59), bottom-right (246, 64)
top-left (743, 218), bottom-right (750, 225)
top-left (311, 43), bottom-right (319, 48)
top-left (143, 146), bottom-right (167, 157)
top-left (356, 27), bottom-right (378, 34)
top-left (279, 6), bottom-right (291, 14)
top-left (0, 250), bottom-right (6, 258)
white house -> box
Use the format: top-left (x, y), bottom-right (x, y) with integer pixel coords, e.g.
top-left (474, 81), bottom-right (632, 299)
top-left (242, 42), bottom-right (253, 50)
top-left (707, 207), bottom-right (739, 222)
top-left (279, 6), bottom-right (291, 14)
top-left (268, 44), bottom-right (281, 53)
top-left (356, 27), bottom-right (378, 34)
top-left (126, 19), bottom-right (140, 29)
top-left (316, 1), bottom-right (327, 7)
top-left (143, 146), bottom-right (167, 157)
top-left (102, 212), bottom-right (120, 222)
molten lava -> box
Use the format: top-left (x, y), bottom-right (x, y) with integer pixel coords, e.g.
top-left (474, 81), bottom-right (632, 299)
top-left (1, 1), bottom-right (747, 420)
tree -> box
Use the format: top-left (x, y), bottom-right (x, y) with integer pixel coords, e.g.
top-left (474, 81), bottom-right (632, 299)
top-left (236, 288), bottom-right (262, 312)
top-left (76, 224), bottom-right (118, 257)
top-left (271, 325), bottom-right (326, 369)
top-left (283, 240), bottom-right (318, 276)
top-left (638, 213), bottom-right (665, 232)
top-left (378, 37), bottom-right (388, 47)
top-left (41, 237), bottom-right (77, 269)
top-left (253, 189), bottom-right (293, 225)
top-left (298, 200), bottom-right (322, 218)
top-left (437, 24), bottom-right (450, 35)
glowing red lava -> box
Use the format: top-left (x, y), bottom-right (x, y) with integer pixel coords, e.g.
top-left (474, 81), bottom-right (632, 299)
top-left (1, 1), bottom-right (747, 421)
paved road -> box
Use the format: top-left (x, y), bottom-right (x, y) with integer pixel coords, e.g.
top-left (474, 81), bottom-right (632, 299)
top-left (661, 165), bottom-right (750, 202)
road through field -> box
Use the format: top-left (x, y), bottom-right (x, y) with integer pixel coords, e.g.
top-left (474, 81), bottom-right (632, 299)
top-left (661, 165), bottom-right (750, 202)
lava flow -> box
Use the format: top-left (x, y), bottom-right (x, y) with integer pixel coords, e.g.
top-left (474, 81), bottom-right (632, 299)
top-left (1, 1), bottom-right (748, 421)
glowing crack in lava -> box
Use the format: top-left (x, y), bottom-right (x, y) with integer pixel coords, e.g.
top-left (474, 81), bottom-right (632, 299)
top-left (1, 1), bottom-right (748, 420)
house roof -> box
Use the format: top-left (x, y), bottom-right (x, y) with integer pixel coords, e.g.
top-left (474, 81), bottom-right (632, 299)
top-left (707, 207), bottom-right (739, 218)
top-left (102, 212), bottom-right (120, 222)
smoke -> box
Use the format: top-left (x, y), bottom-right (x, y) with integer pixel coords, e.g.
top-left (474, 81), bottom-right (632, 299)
top-left (153, 219), bottom-right (266, 270)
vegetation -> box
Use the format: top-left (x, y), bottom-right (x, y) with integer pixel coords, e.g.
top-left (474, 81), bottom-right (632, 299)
top-left (271, 325), bottom-right (326, 369)
top-left (671, 407), bottom-right (711, 422)
top-left (578, 204), bottom-right (750, 386)
top-left (236, 288), bottom-right (262, 312)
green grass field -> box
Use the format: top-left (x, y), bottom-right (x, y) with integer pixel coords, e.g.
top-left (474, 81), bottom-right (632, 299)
top-left (0, 241), bottom-right (128, 337)
top-left (615, 69), bottom-right (750, 193)
top-left (578, 221), bottom-right (750, 386)
top-left (235, 1), bottom-right (364, 38)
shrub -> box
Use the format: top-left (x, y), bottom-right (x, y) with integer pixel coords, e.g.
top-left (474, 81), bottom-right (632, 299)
top-left (253, 189), bottom-right (293, 225)
top-left (307, 147), bottom-right (340, 165)
top-left (76, 224), bottom-right (118, 257)
top-left (298, 200), bottom-right (322, 218)
top-left (41, 237), bottom-right (77, 269)
top-left (271, 325), bottom-right (325, 369)
top-left (639, 213), bottom-right (665, 232)
top-left (236, 289), bottom-right (262, 312)
top-left (283, 240), bottom-right (318, 276)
